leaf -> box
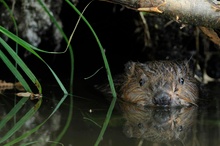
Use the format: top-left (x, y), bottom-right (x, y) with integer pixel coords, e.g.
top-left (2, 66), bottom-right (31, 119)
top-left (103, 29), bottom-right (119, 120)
top-left (16, 92), bottom-right (43, 100)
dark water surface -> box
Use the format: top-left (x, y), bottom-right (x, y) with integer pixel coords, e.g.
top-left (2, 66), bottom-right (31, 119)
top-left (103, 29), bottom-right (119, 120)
top-left (1, 81), bottom-right (220, 146)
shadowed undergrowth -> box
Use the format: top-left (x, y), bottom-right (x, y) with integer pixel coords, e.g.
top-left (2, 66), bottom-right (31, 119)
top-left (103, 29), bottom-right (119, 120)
top-left (0, 0), bottom-right (115, 145)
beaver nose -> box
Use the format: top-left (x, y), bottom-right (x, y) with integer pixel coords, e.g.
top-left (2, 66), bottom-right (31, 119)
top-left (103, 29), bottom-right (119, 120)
top-left (153, 92), bottom-right (171, 106)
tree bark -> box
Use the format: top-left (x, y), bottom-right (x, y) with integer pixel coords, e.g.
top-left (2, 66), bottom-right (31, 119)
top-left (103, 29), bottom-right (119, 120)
top-left (101, 0), bottom-right (220, 29)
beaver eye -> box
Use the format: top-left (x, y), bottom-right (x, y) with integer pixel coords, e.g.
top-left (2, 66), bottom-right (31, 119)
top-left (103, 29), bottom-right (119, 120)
top-left (138, 123), bottom-right (143, 128)
top-left (125, 61), bottom-right (134, 72)
top-left (178, 125), bottom-right (183, 132)
top-left (139, 78), bottom-right (145, 86)
top-left (179, 78), bottom-right (184, 85)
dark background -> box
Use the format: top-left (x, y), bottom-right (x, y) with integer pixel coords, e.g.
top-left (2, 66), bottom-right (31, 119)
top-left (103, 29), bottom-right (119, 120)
top-left (1, 0), bottom-right (218, 90)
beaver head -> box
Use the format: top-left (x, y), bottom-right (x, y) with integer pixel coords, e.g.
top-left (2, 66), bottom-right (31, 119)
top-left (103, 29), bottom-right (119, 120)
top-left (120, 61), bottom-right (198, 107)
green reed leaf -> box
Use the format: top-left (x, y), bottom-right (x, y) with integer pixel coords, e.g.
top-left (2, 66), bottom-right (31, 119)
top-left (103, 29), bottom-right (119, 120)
top-left (0, 50), bottom-right (31, 92)
top-left (0, 27), bottom-right (68, 94)
top-left (0, 37), bottom-right (41, 93)
top-left (64, 1), bottom-right (117, 146)
top-left (37, 0), bottom-right (75, 90)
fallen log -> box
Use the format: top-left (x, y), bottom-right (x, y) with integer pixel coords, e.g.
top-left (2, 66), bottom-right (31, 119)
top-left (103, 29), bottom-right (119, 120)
top-left (101, 0), bottom-right (220, 29)
top-left (100, 0), bottom-right (220, 45)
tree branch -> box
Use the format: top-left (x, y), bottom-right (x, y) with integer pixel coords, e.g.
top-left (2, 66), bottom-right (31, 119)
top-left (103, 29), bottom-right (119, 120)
top-left (101, 0), bottom-right (220, 28)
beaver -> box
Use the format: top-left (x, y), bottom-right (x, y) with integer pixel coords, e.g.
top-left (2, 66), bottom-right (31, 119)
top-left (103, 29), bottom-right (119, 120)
top-left (120, 61), bottom-right (199, 106)
top-left (98, 60), bottom-right (199, 107)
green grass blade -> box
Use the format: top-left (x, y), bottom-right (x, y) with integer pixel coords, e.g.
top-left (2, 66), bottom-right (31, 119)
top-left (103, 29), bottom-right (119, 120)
top-left (0, 25), bottom-right (62, 54)
top-left (0, 28), bottom-right (68, 94)
top-left (0, 50), bottom-right (31, 92)
top-left (37, 0), bottom-right (74, 89)
top-left (64, 0), bottom-right (116, 96)
top-left (64, 1), bottom-right (117, 145)
top-left (46, 66), bottom-right (68, 94)
top-left (53, 96), bottom-right (73, 144)
top-left (0, 26), bottom-right (53, 55)
top-left (0, 0), bottom-right (19, 56)
top-left (0, 37), bottom-right (42, 93)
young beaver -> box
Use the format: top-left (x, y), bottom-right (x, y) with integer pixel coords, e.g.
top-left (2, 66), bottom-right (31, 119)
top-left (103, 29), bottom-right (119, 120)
top-left (119, 61), bottom-right (199, 106)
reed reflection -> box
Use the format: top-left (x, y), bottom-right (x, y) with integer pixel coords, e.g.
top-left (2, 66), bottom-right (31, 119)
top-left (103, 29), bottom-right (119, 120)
top-left (0, 95), bottom-right (62, 145)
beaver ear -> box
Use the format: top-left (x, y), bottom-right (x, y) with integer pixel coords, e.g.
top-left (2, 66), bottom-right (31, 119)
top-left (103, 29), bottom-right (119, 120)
top-left (124, 61), bottom-right (136, 75)
top-left (183, 59), bottom-right (195, 75)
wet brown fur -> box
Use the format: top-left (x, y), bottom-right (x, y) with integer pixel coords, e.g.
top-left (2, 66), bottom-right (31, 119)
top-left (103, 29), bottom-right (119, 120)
top-left (119, 61), bottom-right (198, 106)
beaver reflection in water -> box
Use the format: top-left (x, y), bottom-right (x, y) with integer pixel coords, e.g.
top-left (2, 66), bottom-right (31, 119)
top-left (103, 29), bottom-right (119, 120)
top-left (119, 61), bottom-right (199, 107)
